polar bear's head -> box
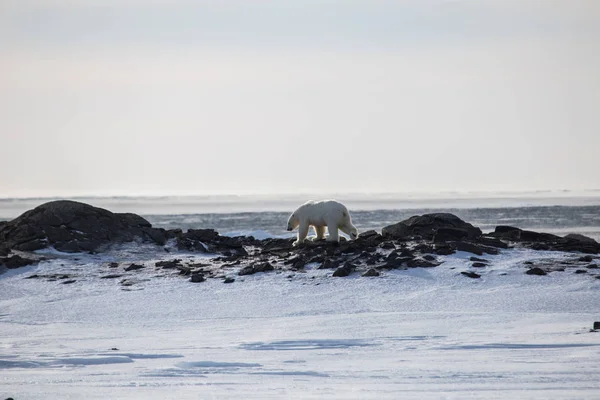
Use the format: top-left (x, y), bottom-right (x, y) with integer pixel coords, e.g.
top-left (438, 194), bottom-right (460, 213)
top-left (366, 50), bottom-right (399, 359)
top-left (286, 213), bottom-right (299, 231)
top-left (348, 227), bottom-right (358, 240)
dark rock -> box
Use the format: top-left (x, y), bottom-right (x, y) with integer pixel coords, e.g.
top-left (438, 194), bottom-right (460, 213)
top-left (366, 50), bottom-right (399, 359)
top-left (423, 254), bottom-right (436, 261)
top-left (0, 255), bottom-right (38, 269)
top-left (525, 267), bottom-right (547, 276)
top-left (362, 268), bottom-right (380, 277)
top-left (470, 257), bottom-right (489, 263)
top-left (109, 262), bottom-right (119, 268)
top-left (433, 227), bottom-right (469, 242)
top-left (238, 262), bottom-right (275, 276)
top-left (461, 271), bottom-right (481, 279)
top-left (453, 242), bottom-right (485, 256)
top-left (100, 274), bottom-right (123, 279)
top-left (156, 259), bottom-right (182, 269)
top-left (575, 269), bottom-right (587, 274)
top-left (62, 279), bottom-right (77, 284)
top-left (177, 266), bottom-right (192, 275)
top-left (406, 258), bottom-right (439, 268)
top-left (379, 241), bottom-right (396, 250)
top-left (523, 261), bottom-right (534, 265)
top-left (587, 264), bottom-right (598, 269)
top-left (355, 230), bottom-right (383, 246)
top-left (377, 258), bottom-right (410, 270)
top-left (382, 213), bottom-right (482, 241)
top-left (0, 200), bottom-right (165, 254)
top-left (190, 273), bottom-right (206, 283)
top-left (434, 245), bottom-right (455, 255)
top-left (223, 277), bottom-right (235, 283)
top-left (477, 236), bottom-right (509, 249)
top-left (471, 262), bottom-right (487, 268)
top-left (184, 228), bottom-right (219, 242)
top-left (318, 259), bottom-right (340, 269)
top-left (332, 263), bottom-right (355, 277)
top-left (124, 263), bottom-right (144, 272)
top-left (565, 234), bottom-right (598, 244)
top-left (578, 255), bottom-right (594, 263)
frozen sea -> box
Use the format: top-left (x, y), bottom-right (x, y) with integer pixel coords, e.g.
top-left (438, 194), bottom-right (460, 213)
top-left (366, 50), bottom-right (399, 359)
top-left (1, 192), bottom-right (600, 399)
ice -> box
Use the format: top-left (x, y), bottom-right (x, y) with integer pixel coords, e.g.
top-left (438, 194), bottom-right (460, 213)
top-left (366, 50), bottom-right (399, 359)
top-left (1, 245), bottom-right (600, 399)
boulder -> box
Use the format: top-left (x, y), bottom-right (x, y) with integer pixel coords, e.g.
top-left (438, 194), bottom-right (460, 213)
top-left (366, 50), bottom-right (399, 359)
top-left (0, 200), bottom-right (167, 254)
top-left (382, 213), bottom-right (482, 241)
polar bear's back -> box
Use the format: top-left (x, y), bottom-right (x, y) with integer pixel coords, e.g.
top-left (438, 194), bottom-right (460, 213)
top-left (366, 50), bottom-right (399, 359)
top-left (296, 200), bottom-right (350, 225)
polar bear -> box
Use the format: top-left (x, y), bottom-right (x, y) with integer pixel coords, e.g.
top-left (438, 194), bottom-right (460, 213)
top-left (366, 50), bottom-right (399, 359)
top-left (286, 200), bottom-right (358, 245)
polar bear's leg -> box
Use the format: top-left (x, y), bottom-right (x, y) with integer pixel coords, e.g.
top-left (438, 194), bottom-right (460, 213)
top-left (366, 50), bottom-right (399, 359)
top-left (314, 225), bottom-right (326, 240)
top-left (294, 221), bottom-right (310, 246)
top-left (326, 222), bottom-right (339, 242)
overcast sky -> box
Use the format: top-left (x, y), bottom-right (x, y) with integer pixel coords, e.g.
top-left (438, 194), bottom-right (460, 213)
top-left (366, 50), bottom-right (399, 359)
top-left (1, 0), bottom-right (599, 197)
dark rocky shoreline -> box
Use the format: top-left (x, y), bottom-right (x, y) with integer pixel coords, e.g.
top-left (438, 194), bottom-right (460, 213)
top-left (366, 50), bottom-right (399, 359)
top-left (1, 200), bottom-right (599, 282)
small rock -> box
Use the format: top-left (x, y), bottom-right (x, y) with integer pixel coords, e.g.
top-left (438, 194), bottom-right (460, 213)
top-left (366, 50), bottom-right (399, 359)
top-left (332, 263), bottom-right (355, 277)
top-left (461, 271), bottom-right (481, 279)
top-left (578, 255), bottom-right (594, 263)
top-left (61, 279), bottom-right (77, 284)
top-left (109, 262), bottom-right (119, 268)
top-left (318, 259), bottom-right (339, 269)
top-left (361, 268), bottom-right (380, 277)
top-left (190, 273), bottom-right (206, 283)
top-left (471, 262), bottom-right (487, 268)
top-left (406, 258), bottom-right (439, 268)
top-left (238, 262), bottom-right (275, 276)
top-left (523, 261), bottom-right (534, 265)
top-left (100, 274), bottom-right (123, 279)
top-left (525, 267), bottom-right (547, 276)
top-left (470, 257), bottom-right (489, 263)
top-left (156, 259), bottom-right (182, 269)
top-left (124, 263), bottom-right (144, 271)
top-left (575, 269), bottom-right (587, 274)
top-left (587, 263), bottom-right (598, 269)
top-left (223, 277), bottom-right (235, 283)
top-left (423, 254), bottom-right (436, 261)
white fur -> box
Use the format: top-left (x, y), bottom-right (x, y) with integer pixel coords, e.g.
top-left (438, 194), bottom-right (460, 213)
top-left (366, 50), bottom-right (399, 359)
top-left (286, 200), bottom-right (358, 246)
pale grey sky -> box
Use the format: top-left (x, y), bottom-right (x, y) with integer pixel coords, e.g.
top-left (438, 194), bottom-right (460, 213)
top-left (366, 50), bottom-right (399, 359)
top-left (1, 0), bottom-right (599, 197)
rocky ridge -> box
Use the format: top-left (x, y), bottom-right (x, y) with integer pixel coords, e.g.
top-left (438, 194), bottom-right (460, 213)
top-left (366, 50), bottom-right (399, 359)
top-left (1, 201), bottom-right (599, 283)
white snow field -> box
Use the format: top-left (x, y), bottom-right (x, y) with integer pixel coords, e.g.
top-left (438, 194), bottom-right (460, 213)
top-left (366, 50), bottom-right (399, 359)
top-left (1, 245), bottom-right (600, 399)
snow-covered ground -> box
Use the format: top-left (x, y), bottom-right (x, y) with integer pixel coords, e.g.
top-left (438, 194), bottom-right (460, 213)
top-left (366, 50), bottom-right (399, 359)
top-left (1, 246), bottom-right (600, 399)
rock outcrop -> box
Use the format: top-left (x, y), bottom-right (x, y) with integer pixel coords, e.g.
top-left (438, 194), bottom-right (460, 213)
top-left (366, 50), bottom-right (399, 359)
top-left (382, 213), bottom-right (482, 241)
top-left (0, 200), bottom-right (167, 253)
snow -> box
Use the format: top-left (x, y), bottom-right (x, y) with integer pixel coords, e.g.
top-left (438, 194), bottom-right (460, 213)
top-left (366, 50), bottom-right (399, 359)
top-left (1, 245), bottom-right (600, 399)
